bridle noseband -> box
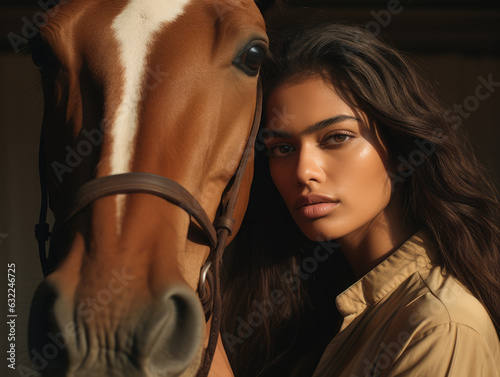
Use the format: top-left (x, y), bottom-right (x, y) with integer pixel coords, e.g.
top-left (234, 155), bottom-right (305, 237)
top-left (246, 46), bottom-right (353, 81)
top-left (35, 82), bottom-right (263, 377)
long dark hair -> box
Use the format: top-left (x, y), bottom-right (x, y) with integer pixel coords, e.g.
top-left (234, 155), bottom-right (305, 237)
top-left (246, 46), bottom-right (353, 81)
top-left (222, 22), bottom-right (500, 376)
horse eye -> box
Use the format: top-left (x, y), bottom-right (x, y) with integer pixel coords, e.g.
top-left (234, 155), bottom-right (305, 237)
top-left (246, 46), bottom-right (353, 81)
top-left (242, 46), bottom-right (266, 71)
top-left (31, 42), bottom-right (55, 70)
top-left (234, 44), bottom-right (267, 77)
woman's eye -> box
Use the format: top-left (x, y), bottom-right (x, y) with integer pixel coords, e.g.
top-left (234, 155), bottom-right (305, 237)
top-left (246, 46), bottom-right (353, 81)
top-left (267, 144), bottom-right (294, 157)
top-left (324, 133), bottom-right (353, 145)
top-left (234, 44), bottom-right (267, 77)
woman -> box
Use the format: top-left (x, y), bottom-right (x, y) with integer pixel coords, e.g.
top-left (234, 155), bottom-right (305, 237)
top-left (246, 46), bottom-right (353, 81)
top-left (222, 22), bottom-right (500, 377)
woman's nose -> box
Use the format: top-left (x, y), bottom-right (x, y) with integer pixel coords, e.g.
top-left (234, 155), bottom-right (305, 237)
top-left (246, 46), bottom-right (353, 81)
top-left (294, 147), bottom-right (325, 185)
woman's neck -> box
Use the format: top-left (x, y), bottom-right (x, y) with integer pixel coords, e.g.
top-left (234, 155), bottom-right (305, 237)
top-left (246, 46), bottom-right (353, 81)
top-left (336, 195), bottom-right (417, 279)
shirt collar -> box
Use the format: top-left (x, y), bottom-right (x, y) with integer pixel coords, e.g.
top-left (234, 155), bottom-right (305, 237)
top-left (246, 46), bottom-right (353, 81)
top-left (335, 230), bottom-right (438, 320)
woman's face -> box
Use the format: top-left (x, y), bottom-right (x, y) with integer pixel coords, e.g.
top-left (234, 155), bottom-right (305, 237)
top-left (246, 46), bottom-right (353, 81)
top-left (264, 76), bottom-right (396, 243)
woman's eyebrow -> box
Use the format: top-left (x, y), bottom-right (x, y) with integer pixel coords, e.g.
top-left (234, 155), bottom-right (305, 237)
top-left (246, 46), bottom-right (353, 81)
top-left (303, 115), bottom-right (360, 135)
top-left (264, 114), bottom-right (360, 139)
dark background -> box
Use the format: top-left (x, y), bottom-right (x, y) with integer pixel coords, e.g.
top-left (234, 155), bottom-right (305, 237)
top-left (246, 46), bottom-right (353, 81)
top-left (0, 1), bottom-right (499, 376)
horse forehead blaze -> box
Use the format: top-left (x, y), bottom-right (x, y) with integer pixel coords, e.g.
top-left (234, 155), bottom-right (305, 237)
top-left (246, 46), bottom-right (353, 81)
top-left (108, 0), bottom-right (192, 231)
top-left (110, 0), bottom-right (191, 178)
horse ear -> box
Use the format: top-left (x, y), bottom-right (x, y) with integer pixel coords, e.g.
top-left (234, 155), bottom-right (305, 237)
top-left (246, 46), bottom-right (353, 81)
top-left (255, 0), bottom-right (280, 13)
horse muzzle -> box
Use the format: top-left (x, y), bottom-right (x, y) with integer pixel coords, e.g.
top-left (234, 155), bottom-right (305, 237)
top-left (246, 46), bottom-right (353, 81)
top-left (28, 278), bottom-right (205, 377)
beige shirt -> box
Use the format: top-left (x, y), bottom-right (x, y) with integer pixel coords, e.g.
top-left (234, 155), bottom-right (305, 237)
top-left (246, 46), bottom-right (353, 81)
top-left (312, 231), bottom-right (500, 377)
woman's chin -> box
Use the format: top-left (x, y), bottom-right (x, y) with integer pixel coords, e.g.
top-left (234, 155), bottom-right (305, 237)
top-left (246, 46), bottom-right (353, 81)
top-left (297, 220), bottom-right (347, 243)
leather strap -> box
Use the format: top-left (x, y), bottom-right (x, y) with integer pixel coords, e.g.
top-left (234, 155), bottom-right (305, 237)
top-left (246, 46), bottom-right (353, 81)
top-left (64, 173), bottom-right (217, 248)
top-left (35, 129), bottom-right (51, 274)
top-left (196, 82), bottom-right (262, 377)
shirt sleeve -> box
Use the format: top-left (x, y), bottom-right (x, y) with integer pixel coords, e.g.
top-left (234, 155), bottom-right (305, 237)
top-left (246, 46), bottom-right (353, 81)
top-left (384, 322), bottom-right (500, 377)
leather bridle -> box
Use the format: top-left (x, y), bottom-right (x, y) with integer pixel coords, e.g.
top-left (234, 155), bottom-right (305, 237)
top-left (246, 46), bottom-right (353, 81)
top-left (35, 82), bottom-right (263, 377)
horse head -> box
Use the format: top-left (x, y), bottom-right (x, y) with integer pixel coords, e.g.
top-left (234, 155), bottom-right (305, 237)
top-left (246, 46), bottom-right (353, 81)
top-left (28, 1), bottom-right (273, 376)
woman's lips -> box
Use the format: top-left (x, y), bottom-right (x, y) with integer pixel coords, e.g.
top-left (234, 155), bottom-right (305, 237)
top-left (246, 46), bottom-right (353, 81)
top-left (294, 195), bottom-right (339, 219)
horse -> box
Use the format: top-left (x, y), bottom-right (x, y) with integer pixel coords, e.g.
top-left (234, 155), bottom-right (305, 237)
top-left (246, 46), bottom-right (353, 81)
top-left (27, 1), bottom-right (274, 376)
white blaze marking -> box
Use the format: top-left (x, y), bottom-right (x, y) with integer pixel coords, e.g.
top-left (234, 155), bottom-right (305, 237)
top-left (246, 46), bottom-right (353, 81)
top-left (111, 0), bottom-right (190, 232)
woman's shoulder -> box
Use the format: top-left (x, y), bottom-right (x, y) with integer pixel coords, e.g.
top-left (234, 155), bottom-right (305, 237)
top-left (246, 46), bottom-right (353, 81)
top-left (369, 265), bottom-right (500, 376)
top-left (398, 263), bottom-right (498, 348)
top-left (313, 253), bottom-right (500, 377)
top-left (388, 231), bottom-right (496, 340)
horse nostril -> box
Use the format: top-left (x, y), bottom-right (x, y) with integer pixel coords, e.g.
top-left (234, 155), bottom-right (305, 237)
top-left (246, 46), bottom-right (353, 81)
top-left (28, 281), bottom-right (73, 376)
top-left (145, 284), bottom-right (205, 376)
